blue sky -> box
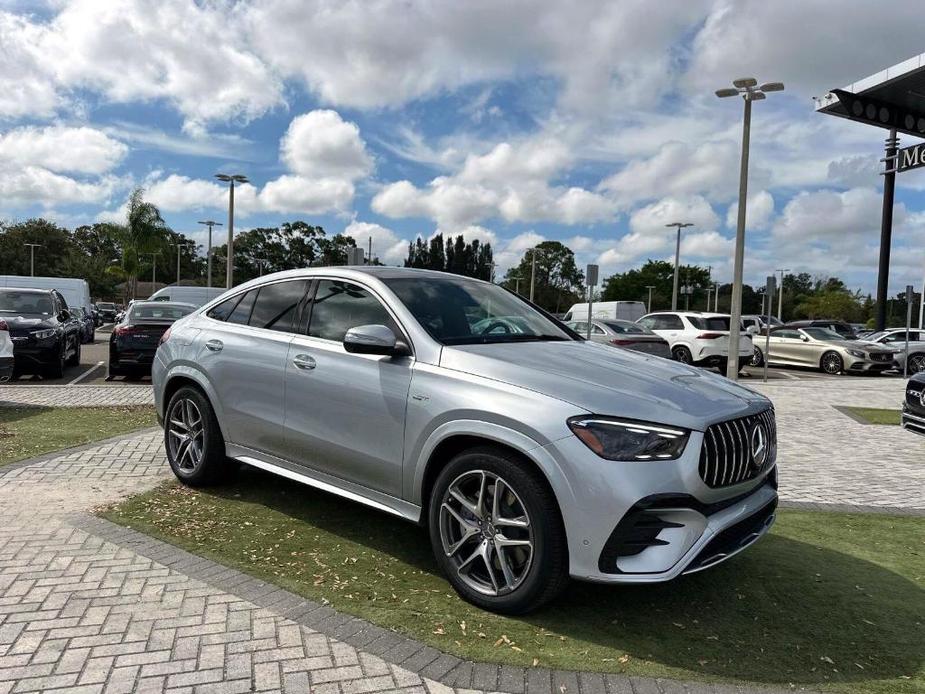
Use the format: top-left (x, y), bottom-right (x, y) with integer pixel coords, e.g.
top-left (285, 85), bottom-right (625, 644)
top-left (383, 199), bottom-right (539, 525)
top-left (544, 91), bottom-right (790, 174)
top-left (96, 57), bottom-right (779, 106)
top-left (3, 0), bottom-right (925, 294)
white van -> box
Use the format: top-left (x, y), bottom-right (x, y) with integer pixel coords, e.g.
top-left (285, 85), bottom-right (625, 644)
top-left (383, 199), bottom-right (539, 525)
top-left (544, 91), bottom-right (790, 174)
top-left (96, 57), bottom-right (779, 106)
top-left (563, 301), bottom-right (647, 323)
top-left (0, 276), bottom-right (91, 314)
top-left (148, 286), bottom-right (227, 308)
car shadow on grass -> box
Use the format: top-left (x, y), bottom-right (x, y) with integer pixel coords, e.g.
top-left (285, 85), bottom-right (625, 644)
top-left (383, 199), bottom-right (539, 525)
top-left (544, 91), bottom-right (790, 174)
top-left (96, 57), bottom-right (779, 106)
top-left (134, 466), bottom-right (923, 691)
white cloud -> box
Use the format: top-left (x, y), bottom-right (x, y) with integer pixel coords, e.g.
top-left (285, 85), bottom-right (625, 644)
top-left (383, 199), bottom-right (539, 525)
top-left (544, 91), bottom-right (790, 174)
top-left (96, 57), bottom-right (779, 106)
top-left (0, 13), bottom-right (59, 119)
top-left (258, 175), bottom-right (354, 215)
top-left (280, 110), bottom-right (373, 180)
top-left (725, 190), bottom-right (774, 230)
top-left (772, 187), bottom-right (902, 242)
top-left (145, 175), bottom-right (227, 212)
top-left (629, 195), bottom-right (721, 235)
top-left (343, 220), bottom-right (407, 265)
top-left (0, 166), bottom-right (120, 206)
top-left (0, 125), bottom-right (127, 175)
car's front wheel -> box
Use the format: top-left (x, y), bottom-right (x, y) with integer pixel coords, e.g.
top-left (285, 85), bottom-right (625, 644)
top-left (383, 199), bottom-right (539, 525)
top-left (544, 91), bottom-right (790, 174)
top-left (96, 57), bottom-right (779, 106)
top-left (165, 386), bottom-right (234, 486)
top-left (821, 351), bottom-right (843, 375)
top-left (429, 447), bottom-right (569, 614)
top-left (750, 346), bottom-right (764, 367)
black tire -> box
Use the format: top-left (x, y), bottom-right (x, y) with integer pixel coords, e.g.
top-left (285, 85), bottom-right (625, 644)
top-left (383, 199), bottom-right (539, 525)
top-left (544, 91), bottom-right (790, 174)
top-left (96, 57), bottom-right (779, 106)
top-left (428, 446), bottom-right (569, 614)
top-left (672, 345), bottom-right (693, 364)
top-left (44, 345), bottom-right (66, 379)
top-left (67, 338), bottom-right (81, 367)
top-left (908, 353), bottom-right (925, 374)
top-left (821, 351), bottom-right (843, 375)
top-left (164, 386), bottom-right (234, 487)
top-left (749, 346), bottom-right (764, 367)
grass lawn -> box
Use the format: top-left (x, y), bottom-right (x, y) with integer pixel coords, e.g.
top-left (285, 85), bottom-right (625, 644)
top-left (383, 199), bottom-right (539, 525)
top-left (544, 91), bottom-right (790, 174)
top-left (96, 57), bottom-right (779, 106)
top-left (0, 405), bottom-right (156, 466)
top-left (101, 469), bottom-right (925, 694)
top-left (839, 407), bottom-right (902, 426)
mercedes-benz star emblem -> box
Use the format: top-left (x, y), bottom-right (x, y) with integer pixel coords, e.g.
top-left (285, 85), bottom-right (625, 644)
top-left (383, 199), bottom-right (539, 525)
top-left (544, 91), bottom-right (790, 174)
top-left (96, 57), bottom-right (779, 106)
top-left (749, 422), bottom-right (768, 468)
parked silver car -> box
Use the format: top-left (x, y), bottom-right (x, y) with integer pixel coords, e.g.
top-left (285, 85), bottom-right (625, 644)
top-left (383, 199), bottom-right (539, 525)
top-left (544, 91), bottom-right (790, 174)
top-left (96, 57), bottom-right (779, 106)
top-left (862, 328), bottom-right (925, 373)
top-left (153, 268), bottom-right (779, 614)
top-left (565, 318), bottom-right (671, 358)
top-left (754, 326), bottom-right (897, 374)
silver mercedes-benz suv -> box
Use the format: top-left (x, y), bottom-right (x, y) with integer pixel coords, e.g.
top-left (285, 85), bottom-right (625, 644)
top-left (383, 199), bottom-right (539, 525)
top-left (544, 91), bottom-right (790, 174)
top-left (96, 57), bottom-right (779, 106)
top-left (152, 267), bottom-right (778, 614)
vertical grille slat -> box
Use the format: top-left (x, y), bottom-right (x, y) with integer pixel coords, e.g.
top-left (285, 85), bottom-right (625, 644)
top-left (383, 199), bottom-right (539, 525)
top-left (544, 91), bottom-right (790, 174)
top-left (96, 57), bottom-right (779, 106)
top-left (698, 408), bottom-right (776, 488)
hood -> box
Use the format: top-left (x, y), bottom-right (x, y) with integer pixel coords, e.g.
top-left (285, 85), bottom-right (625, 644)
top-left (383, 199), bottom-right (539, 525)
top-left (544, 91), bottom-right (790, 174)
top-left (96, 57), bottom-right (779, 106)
top-left (843, 340), bottom-right (895, 352)
top-left (2, 314), bottom-right (55, 333)
top-left (440, 340), bottom-right (768, 431)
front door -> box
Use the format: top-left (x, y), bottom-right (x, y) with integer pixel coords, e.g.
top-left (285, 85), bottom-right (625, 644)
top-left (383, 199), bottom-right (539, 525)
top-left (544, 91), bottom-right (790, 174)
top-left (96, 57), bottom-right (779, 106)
top-left (282, 279), bottom-right (413, 497)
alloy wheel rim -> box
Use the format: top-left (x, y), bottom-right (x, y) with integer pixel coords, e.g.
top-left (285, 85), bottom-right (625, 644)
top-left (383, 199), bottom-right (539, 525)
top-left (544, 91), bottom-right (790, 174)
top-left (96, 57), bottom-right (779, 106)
top-left (910, 355), bottom-right (925, 373)
top-left (167, 398), bottom-right (205, 472)
top-left (675, 349), bottom-right (690, 363)
top-left (439, 470), bottom-right (534, 597)
top-left (750, 347), bottom-right (762, 366)
top-left (823, 354), bottom-right (841, 373)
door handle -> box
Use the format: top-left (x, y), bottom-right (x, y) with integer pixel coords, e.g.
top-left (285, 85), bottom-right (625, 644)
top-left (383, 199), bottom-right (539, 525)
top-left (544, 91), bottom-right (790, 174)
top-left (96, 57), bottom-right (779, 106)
top-left (205, 339), bottom-right (223, 352)
top-left (292, 354), bottom-right (316, 370)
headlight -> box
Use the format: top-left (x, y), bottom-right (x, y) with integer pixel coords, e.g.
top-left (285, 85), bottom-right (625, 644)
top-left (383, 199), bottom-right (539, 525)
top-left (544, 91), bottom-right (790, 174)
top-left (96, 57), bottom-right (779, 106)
top-left (31, 328), bottom-right (56, 340)
top-left (567, 416), bottom-right (689, 461)
top-left (846, 349), bottom-right (866, 358)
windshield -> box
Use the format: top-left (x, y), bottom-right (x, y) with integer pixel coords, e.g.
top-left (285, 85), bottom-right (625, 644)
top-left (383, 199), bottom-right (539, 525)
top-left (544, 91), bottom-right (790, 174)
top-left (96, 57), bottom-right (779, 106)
top-left (0, 290), bottom-right (53, 315)
top-left (98, 302), bottom-right (115, 309)
top-left (601, 320), bottom-right (649, 334)
top-left (688, 315), bottom-right (731, 331)
top-left (384, 277), bottom-right (572, 345)
top-left (803, 327), bottom-right (845, 341)
top-left (129, 304), bottom-right (194, 321)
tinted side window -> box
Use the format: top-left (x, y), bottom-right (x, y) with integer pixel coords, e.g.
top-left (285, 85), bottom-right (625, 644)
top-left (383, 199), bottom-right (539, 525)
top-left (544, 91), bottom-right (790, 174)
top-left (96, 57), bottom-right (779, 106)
top-left (249, 280), bottom-right (307, 333)
top-left (207, 294), bottom-right (242, 321)
top-left (654, 314), bottom-right (683, 330)
top-left (308, 280), bottom-right (396, 342)
top-left (226, 290), bottom-right (257, 325)
top-left (638, 316), bottom-right (656, 329)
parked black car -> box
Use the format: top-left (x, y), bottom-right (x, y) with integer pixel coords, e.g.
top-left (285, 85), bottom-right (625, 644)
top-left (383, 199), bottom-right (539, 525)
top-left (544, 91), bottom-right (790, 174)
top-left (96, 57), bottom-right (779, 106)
top-left (90, 303), bottom-right (102, 327)
top-left (784, 319), bottom-right (858, 340)
top-left (902, 372), bottom-right (925, 436)
top-left (77, 307), bottom-right (96, 343)
top-left (109, 301), bottom-right (195, 379)
top-left (97, 301), bottom-right (118, 323)
top-left (0, 288), bottom-right (82, 378)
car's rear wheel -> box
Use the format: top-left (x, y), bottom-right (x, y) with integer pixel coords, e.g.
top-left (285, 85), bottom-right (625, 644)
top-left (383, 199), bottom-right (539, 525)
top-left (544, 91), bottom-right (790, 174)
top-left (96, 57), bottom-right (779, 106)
top-left (672, 345), bottom-right (693, 364)
top-left (821, 351), bottom-right (843, 375)
top-left (165, 386), bottom-right (234, 486)
top-left (749, 346), bottom-right (764, 367)
top-left (44, 345), bottom-right (66, 379)
top-left (908, 353), bottom-right (925, 373)
top-left (429, 447), bottom-right (569, 614)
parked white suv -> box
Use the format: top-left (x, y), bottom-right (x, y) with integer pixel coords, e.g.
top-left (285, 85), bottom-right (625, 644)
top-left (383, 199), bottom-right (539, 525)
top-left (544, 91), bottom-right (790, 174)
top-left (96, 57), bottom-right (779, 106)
top-left (638, 311), bottom-right (753, 371)
top-left (0, 317), bottom-right (12, 382)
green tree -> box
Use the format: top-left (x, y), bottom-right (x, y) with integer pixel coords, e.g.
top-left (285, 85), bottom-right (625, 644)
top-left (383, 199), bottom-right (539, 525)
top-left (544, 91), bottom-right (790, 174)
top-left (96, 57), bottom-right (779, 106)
top-left (0, 219), bottom-right (75, 277)
top-left (601, 259), bottom-right (713, 311)
top-left (502, 241), bottom-right (584, 312)
top-left (115, 188), bottom-right (170, 299)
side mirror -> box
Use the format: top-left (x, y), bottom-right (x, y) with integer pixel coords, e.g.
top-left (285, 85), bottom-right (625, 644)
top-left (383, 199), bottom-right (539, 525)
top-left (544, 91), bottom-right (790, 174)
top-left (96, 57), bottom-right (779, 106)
top-left (801, 335), bottom-right (810, 342)
top-left (343, 324), bottom-right (410, 357)
top-left (58, 310), bottom-right (70, 322)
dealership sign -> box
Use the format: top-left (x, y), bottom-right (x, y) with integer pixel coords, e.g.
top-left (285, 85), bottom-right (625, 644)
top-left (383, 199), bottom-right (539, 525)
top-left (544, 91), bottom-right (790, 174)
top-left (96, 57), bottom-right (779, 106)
top-left (898, 142), bottom-right (925, 172)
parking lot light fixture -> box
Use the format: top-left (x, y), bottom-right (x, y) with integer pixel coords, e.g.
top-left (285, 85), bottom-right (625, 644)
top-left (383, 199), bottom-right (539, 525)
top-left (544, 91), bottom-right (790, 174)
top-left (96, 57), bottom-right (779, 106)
top-left (665, 223), bottom-right (693, 310)
top-left (716, 77), bottom-right (784, 379)
top-left (215, 174), bottom-right (249, 288)
top-left (645, 285), bottom-right (656, 312)
top-left (198, 220), bottom-right (222, 288)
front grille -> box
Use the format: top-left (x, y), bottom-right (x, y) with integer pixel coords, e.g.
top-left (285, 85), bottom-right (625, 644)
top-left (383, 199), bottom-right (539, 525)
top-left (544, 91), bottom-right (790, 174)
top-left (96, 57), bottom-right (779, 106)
top-left (699, 408), bottom-right (776, 488)
top-left (869, 352), bottom-right (892, 362)
top-left (906, 386), bottom-right (925, 411)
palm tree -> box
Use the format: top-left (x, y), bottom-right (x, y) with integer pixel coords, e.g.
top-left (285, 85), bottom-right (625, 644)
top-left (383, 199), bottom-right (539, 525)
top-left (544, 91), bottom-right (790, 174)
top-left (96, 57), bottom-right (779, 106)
top-left (117, 188), bottom-right (168, 299)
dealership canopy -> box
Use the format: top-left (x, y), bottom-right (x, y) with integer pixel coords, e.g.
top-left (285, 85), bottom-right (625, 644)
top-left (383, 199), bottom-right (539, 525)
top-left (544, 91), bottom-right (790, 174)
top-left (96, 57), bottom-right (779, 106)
top-left (815, 52), bottom-right (925, 331)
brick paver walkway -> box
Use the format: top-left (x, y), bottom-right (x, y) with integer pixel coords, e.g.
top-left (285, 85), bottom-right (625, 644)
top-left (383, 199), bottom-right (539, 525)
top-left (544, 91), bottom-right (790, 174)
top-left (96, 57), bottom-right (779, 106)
top-left (0, 385), bottom-right (154, 408)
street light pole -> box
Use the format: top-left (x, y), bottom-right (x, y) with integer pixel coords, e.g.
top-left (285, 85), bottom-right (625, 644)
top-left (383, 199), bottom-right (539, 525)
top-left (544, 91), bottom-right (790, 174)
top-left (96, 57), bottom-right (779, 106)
top-left (716, 77), bottom-right (784, 380)
top-left (198, 220), bottom-right (222, 289)
top-left (776, 268), bottom-right (790, 321)
top-left (665, 223), bottom-right (693, 310)
top-left (215, 174), bottom-right (249, 289)
top-left (23, 243), bottom-right (42, 276)
top-left (175, 241), bottom-right (182, 285)
top-left (149, 252), bottom-right (159, 291)
top-left (528, 247), bottom-right (543, 303)
top-left (645, 285), bottom-right (655, 313)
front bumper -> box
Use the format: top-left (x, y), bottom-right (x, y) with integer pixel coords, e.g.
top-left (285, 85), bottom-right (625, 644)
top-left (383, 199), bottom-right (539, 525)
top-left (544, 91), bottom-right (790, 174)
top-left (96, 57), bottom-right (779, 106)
top-left (543, 411), bottom-right (778, 584)
top-left (844, 358), bottom-right (893, 373)
top-left (9, 340), bottom-right (61, 369)
top-left (901, 405), bottom-right (925, 436)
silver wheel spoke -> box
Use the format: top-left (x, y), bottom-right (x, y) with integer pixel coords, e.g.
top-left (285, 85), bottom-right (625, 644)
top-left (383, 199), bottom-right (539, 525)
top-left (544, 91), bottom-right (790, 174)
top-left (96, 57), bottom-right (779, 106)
top-left (439, 469), bottom-right (534, 597)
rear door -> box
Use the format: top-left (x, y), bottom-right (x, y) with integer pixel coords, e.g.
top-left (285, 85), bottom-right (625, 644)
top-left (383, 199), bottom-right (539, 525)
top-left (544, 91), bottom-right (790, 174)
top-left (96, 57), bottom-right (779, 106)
top-left (199, 279), bottom-right (309, 458)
